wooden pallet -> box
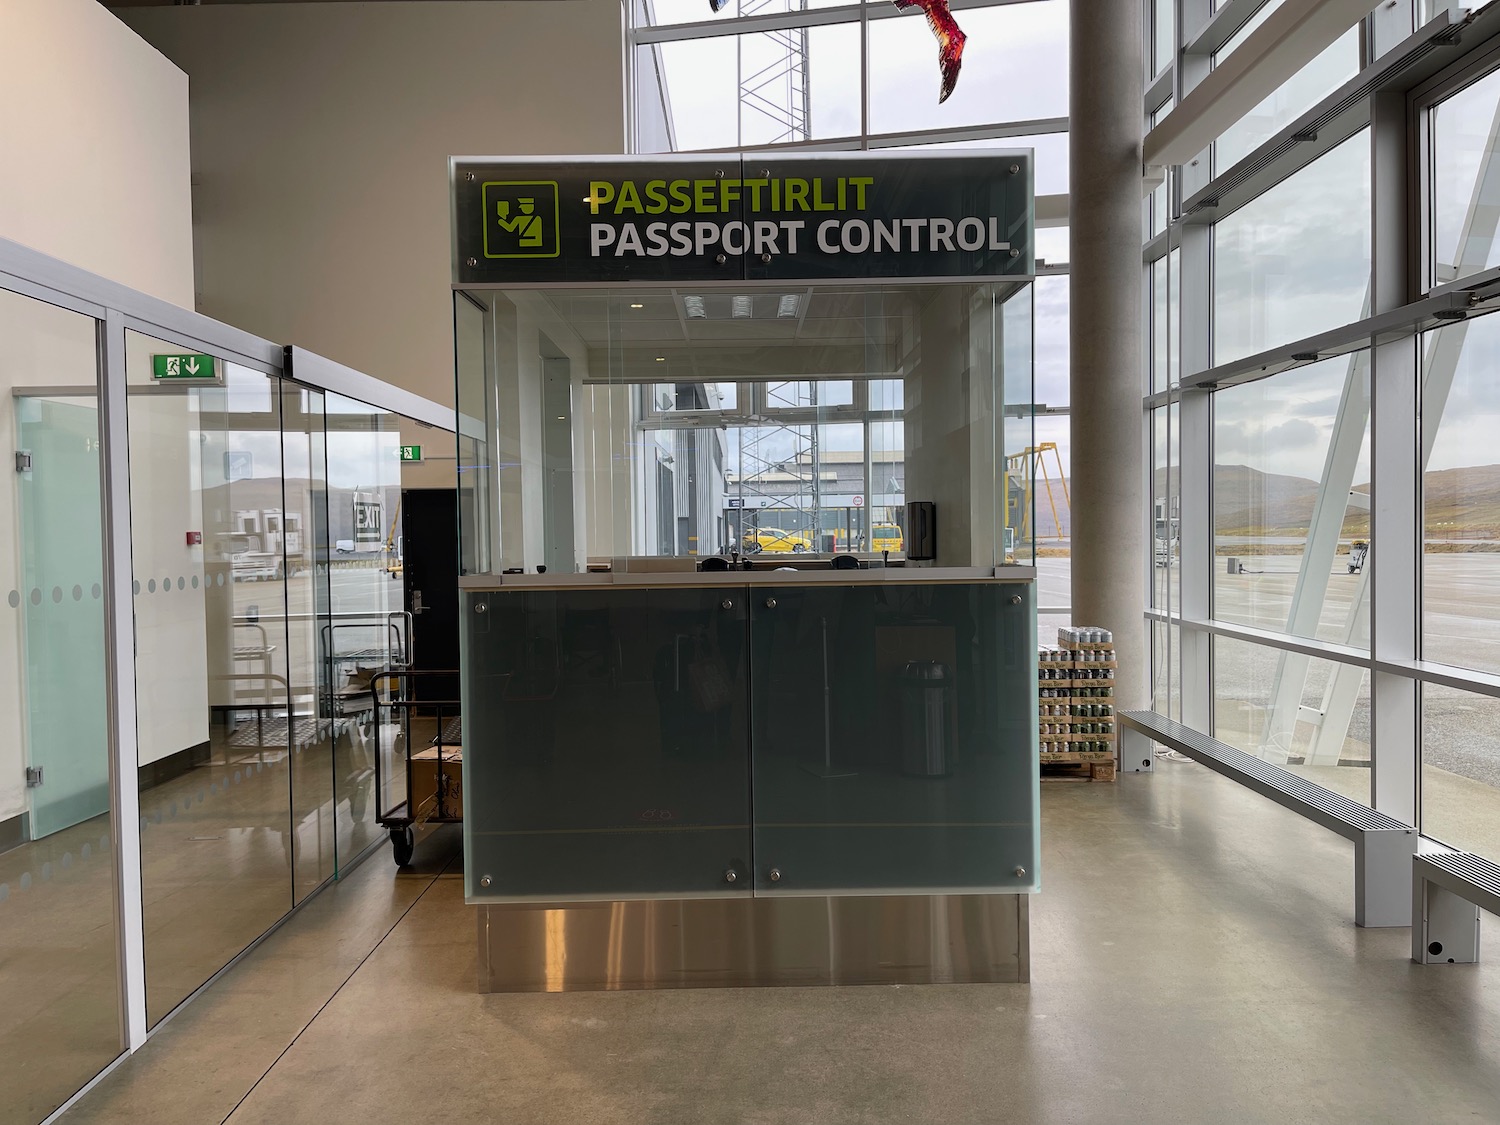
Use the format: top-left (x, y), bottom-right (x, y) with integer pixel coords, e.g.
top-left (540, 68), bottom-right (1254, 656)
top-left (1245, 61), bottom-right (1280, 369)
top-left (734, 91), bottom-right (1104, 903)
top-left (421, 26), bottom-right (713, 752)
top-left (1040, 756), bottom-right (1117, 782)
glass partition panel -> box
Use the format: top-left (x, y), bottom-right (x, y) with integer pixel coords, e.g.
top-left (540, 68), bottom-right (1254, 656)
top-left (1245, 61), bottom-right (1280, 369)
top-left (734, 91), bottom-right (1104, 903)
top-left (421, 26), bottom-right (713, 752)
top-left (125, 330), bottom-right (293, 1026)
top-left (463, 588), bottom-right (753, 899)
top-left (1422, 312), bottom-right (1500, 673)
top-left (1213, 636), bottom-right (1370, 806)
top-left (456, 280), bottom-right (1033, 574)
top-left (0, 288), bottom-right (123, 1123)
top-left (748, 582), bottom-right (1037, 892)
top-left (281, 386), bottom-right (336, 901)
top-left (1421, 683), bottom-right (1500, 859)
top-left (1213, 355), bottom-right (1371, 647)
top-left (324, 394), bottom-right (404, 865)
top-left (1213, 130), bottom-right (1370, 366)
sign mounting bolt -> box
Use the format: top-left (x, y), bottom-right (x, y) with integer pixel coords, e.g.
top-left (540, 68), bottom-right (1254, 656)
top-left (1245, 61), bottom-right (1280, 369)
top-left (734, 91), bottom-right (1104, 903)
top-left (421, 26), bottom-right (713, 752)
top-left (716, 253), bottom-right (727, 265)
top-left (466, 257), bottom-right (477, 267)
top-left (761, 253), bottom-right (772, 263)
top-left (464, 171), bottom-right (475, 182)
top-left (1010, 249), bottom-right (1021, 258)
top-left (1010, 164), bottom-right (1020, 175)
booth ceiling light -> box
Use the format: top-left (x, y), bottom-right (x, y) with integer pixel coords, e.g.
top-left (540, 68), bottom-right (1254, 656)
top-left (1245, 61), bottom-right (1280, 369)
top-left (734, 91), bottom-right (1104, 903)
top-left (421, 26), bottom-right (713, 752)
top-left (732, 296), bottom-right (753, 318)
top-left (630, 303), bottom-right (644, 309)
top-left (777, 295), bottom-right (800, 318)
top-left (683, 295), bottom-right (707, 319)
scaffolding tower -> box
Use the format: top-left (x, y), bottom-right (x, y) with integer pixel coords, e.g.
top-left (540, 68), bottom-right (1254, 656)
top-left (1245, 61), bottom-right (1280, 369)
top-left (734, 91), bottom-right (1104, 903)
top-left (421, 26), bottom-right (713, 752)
top-left (738, 0), bottom-right (812, 146)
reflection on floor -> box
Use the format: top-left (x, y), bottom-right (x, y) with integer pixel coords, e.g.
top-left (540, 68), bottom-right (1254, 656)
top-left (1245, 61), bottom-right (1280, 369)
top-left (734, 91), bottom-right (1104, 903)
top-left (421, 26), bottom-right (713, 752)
top-left (60, 766), bottom-right (1500, 1125)
top-left (0, 718), bottom-right (386, 1125)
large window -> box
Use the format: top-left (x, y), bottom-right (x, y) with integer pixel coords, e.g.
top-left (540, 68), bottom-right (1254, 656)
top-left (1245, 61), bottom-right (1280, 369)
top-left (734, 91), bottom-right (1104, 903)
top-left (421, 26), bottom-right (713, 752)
top-left (632, 0), bottom-right (1070, 160)
top-left (1144, 0), bottom-right (1500, 866)
top-left (1213, 131), bottom-right (1371, 365)
top-left (1422, 311), bottom-right (1500, 674)
top-left (1213, 356), bottom-right (1370, 646)
top-left (1430, 65), bottom-right (1500, 288)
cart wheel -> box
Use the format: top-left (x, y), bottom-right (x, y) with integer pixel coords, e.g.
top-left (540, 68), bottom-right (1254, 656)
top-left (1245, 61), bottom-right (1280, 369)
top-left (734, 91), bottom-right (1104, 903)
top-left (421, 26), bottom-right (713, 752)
top-left (390, 826), bottom-right (414, 867)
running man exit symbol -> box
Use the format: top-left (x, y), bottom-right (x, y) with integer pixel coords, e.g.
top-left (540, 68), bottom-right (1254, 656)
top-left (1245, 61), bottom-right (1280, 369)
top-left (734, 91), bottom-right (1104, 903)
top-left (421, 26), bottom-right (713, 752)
top-left (482, 181), bottom-right (560, 259)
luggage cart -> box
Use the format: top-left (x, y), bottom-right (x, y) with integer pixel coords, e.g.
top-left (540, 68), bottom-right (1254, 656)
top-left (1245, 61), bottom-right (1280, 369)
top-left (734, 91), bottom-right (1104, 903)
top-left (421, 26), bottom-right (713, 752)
top-left (371, 669), bottom-right (462, 866)
top-left (322, 612), bottom-right (413, 720)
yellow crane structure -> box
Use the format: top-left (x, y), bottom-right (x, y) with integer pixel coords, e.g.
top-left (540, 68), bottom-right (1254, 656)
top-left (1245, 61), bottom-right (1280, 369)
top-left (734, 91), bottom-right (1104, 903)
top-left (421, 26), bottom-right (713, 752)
top-left (1005, 442), bottom-right (1071, 543)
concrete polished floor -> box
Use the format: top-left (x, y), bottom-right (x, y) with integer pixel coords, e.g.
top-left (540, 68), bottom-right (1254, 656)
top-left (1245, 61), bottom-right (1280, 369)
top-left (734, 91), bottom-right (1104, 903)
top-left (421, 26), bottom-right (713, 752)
top-left (63, 761), bottom-right (1500, 1125)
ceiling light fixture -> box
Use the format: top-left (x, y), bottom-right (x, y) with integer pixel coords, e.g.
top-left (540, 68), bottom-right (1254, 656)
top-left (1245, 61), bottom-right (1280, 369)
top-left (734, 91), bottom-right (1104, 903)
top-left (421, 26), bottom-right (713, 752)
top-left (731, 295), bottom-right (753, 318)
top-left (655, 356), bottom-right (666, 363)
top-left (629, 303), bottom-right (644, 309)
top-left (777, 294), bottom-right (800, 318)
top-left (683, 295), bottom-right (707, 319)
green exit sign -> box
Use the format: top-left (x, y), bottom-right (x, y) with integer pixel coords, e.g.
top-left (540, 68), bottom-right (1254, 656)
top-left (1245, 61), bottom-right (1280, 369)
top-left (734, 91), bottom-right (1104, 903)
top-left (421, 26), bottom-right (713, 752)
top-left (399, 445), bottom-right (423, 462)
top-left (152, 353), bottom-right (217, 380)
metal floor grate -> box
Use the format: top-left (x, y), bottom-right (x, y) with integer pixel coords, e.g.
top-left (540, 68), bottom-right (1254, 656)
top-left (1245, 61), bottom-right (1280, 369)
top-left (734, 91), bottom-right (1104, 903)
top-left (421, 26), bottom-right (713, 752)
top-left (1121, 711), bottom-right (1408, 833)
top-left (1419, 851), bottom-right (1500, 905)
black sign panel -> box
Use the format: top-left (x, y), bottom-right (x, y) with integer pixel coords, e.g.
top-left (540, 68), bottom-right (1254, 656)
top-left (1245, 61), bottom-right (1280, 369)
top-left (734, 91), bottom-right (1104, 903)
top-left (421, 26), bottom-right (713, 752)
top-left (453, 153), bottom-right (1033, 286)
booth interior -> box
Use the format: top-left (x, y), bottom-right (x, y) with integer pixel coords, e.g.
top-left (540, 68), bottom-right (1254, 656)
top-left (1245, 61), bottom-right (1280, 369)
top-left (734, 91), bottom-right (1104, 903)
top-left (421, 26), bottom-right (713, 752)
top-left (452, 170), bottom-right (1047, 988)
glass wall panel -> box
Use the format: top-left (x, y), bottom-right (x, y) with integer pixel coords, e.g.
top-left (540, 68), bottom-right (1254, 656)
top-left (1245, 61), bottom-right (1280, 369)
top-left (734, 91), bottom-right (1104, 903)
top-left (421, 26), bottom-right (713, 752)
top-left (1151, 620), bottom-right (1180, 720)
top-left (1151, 0), bottom-right (1174, 77)
top-left (1150, 249), bottom-right (1179, 392)
top-left (1422, 311), bottom-right (1500, 673)
top-left (281, 386), bottom-right (336, 901)
top-left (869, 0), bottom-right (1068, 133)
top-left (324, 394), bottom-right (405, 865)
top-left (1214, 0), bottom-right (1284, 64)
top-left (125, 330), bottom-right (293, 1026)
top-left (1430, 66), bottom-right (1500, 288)
top-left (1213, 636), bottom-right (1370, 805)
top-left (636, 0), bottom-right (855, 29)
top-left (1152, 403), bottom-right (1180, 609)
top-left (640, 21), bottom-right (861, 150)
top-left (0, 288), bottom-right (123, 1124)
top-left (1213, 356), bottom-right (1371, 646)
top-left (1213, 131), bottom-right (1370, 366)
top-left (1421, 683), bottom-right (1500, 860)
top-left (457, 281), bottom-right (1031, 573)
top-left (1149, 103), bottom-right (1174, 239)
top-left (1215, 28), bottom-right (1359, 172)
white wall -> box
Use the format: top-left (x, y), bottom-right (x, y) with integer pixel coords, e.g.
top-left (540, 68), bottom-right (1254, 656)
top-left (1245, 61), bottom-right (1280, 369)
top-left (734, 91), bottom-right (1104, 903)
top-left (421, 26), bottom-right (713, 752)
top-left (0, 0), bottom-right (193, 306)
top-left (122, 0), bottom-right (627, 411)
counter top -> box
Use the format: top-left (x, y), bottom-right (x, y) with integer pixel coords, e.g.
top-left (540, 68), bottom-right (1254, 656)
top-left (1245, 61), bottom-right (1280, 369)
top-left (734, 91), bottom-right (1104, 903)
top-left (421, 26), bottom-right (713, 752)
top-left (459, 565), bottom-right (1036, 592)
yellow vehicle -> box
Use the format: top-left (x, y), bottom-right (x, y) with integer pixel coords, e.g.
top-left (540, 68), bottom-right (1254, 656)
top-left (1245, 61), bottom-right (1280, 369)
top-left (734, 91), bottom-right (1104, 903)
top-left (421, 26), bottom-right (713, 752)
top-left (870, 523), bottom-right (904, 553)
top-left (742, 526), bottom-right (812, 553)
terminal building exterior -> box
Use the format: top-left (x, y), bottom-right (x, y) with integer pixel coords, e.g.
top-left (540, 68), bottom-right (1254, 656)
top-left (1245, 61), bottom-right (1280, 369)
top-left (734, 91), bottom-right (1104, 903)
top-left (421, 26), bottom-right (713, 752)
top-left (3, 1), bottom-right (1500, 1123)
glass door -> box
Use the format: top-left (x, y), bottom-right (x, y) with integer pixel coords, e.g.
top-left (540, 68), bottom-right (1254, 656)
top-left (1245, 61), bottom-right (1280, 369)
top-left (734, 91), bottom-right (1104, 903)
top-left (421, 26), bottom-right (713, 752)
top-left (15, 395), bottom-right (109, 838)
top-left (0, 288), bottom-right (123, 1125)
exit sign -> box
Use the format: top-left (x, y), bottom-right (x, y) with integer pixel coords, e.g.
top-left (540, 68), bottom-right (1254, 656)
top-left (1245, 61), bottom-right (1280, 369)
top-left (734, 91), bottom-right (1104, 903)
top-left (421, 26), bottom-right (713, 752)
top-left (399, 445), bottom-right (423, 463)
top-left (152, 353), bottom-right (217, 380)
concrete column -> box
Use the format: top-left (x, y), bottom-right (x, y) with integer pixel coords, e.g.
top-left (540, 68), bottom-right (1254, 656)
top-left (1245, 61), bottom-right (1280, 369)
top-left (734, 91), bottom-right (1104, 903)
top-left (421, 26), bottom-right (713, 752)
top-left (1070, 0), bottom-right (1147, 707)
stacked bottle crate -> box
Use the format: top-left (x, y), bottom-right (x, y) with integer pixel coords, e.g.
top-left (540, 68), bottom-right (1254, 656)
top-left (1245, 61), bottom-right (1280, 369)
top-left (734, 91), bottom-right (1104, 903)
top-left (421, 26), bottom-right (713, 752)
top-left (1038, 627), bottom-right (1118, 781)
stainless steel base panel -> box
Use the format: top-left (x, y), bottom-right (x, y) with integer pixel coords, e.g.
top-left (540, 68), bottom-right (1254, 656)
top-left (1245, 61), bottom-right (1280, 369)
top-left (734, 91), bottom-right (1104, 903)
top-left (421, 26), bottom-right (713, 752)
top-left (477, 893), bottom-right (1030, 992)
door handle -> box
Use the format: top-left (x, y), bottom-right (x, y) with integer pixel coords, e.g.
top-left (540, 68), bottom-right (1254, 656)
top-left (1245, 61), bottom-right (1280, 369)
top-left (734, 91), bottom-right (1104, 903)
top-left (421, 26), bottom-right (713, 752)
top-left (411, 589), bottom-right (426, 614)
